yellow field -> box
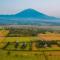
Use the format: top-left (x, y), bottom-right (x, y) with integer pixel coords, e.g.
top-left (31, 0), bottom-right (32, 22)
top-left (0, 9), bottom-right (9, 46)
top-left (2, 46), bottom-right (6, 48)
top-left (1, 31), bottom-right (60, 43)
top-left (38, 33), bottom-right (60, 41)
top-left (3, 37), bottom-right (38, 42)
top-left (0, 30), bottom-right (9, 37)
top-left (0, 30), bottom-right (60, 60)
top-left (0, 30), bottom-right (9, 42)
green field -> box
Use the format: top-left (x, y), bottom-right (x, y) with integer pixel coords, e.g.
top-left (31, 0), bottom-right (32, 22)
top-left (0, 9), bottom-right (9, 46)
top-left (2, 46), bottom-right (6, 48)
top-left (0, 27), bottom-right (60, 60)
top-left (0, 49), bottom-right (60, 60)
top-left (3, 37), bottom-right (38, 42)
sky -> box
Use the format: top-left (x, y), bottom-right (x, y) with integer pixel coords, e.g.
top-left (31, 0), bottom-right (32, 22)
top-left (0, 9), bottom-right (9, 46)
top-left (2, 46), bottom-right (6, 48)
top-left (0, 0), bottom-right (60, 18)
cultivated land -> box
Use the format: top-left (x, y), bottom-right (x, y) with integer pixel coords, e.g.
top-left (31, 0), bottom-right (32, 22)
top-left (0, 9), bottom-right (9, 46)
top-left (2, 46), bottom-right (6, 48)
top-left (0, 25), bottom-right (60, 60)
top-left (1, 50), bottom-right (60, 60)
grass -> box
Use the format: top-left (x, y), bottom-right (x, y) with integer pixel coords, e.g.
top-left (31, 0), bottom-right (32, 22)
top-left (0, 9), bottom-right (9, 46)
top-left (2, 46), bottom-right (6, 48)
top-left (0, 30), bottom-right (9, 42)
top-left (3, 37), bottom-right (38, 42)
top-left (1, 28), bottom-right (60, 60)
top-left (0, 49), bottom-right (60, 60)
top-left (0, 30), bottom-right (9, 37)
top-left (0, 49), bottom-right (45, 60)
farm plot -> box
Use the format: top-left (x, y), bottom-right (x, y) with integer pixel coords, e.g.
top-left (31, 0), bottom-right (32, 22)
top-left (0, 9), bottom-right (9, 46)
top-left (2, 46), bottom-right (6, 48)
top-left (0, 49), bottom-right (60, 60)
top-left (3, 37), bottom-right (38, 42)
top-left (37, 33), bottom-right (60, 41)
top-left (0, 30), bottom-right (9, 42)
top-left (45, 51), bottom-right (60, 60)
top-left (0, 30), bottom-right (9, 37)
top-left (0, 50), bottom-right (45, 60)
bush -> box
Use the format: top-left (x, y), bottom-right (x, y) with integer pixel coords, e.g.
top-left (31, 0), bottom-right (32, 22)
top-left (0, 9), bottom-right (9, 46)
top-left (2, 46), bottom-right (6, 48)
top-left (35, 41), bottom-right (45, 48)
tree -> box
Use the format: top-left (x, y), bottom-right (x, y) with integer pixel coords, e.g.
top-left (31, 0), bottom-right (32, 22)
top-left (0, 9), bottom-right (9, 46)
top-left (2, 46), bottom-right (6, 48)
top-left (35, 41), bottom-right (45, 48)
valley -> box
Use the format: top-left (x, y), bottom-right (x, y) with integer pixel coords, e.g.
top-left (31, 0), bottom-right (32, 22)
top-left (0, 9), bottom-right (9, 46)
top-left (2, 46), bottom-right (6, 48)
top-left (0, 25), bottom-right (60, 60)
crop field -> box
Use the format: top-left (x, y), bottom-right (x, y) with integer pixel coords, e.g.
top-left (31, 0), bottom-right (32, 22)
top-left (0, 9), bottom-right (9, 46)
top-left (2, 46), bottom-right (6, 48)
top-left (0, 26), bottom-right (60, 60)
top-left (3, 37), bottom-right (38, 42)
top-left (0, 49), bottom-right (60, 60)
top-left (0, 30), bottom-right (9, 37)
top-left (0, 30), bottom-right (9, 42)
top-left (38, 33), bottom-right (60, 41)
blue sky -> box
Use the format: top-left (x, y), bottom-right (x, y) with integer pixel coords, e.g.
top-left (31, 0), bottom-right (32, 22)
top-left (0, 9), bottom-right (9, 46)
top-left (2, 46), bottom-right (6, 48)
top-left (0, 0), bottom-right (60, 18)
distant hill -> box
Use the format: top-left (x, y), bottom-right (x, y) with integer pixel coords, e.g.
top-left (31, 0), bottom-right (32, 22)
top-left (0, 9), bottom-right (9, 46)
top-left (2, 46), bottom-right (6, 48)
top-left (14, 9), bottom-right (59, 19)
top-left (0, 9), bottom-right (60, 25)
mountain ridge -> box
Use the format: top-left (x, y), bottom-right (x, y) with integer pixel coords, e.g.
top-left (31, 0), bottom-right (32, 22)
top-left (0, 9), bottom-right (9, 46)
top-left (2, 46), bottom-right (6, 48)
top-left (0, 9), bottom-right (60, 19)
top-left (0, 9), bottom-right (60, 25)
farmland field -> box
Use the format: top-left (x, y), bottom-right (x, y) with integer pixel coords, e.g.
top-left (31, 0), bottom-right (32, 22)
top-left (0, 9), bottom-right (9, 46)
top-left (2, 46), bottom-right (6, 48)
top-left (0, 30), bottom-right (9, 42)
top-left (3, 37), bottom-right (38, 42)
top-left (0, 26), bottom-right (60, 60)
top-left (0, 49), bottom-right (60, 60)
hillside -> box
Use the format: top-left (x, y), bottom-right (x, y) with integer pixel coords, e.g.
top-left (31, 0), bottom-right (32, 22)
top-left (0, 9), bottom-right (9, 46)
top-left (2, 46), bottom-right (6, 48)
top-left (0, 9), bottom-right (60, 25)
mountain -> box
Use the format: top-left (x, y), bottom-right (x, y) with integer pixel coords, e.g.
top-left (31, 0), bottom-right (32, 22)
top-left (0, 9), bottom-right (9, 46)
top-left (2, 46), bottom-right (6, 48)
top-left (0, 9), bottom-right (59, 19)
top-left (0, 9), bottom-right (60, 25)
top-left (14, 9), bottom-right (59, 19)
top-left (15, 9), bottom-right (51, 18)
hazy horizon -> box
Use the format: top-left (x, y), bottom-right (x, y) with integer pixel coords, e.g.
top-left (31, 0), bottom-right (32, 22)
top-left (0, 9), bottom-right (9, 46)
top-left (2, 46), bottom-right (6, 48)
top-left (0, 0), bottom-right (60, 18)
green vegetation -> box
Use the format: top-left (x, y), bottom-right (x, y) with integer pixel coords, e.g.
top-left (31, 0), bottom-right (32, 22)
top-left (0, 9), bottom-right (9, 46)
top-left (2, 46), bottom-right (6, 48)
top-left (6, 27), bottom-right (59, 37)
top-left (0, 27), bottom-right (60, 60)
top-left (0, 49), bottom-right (60, 60)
